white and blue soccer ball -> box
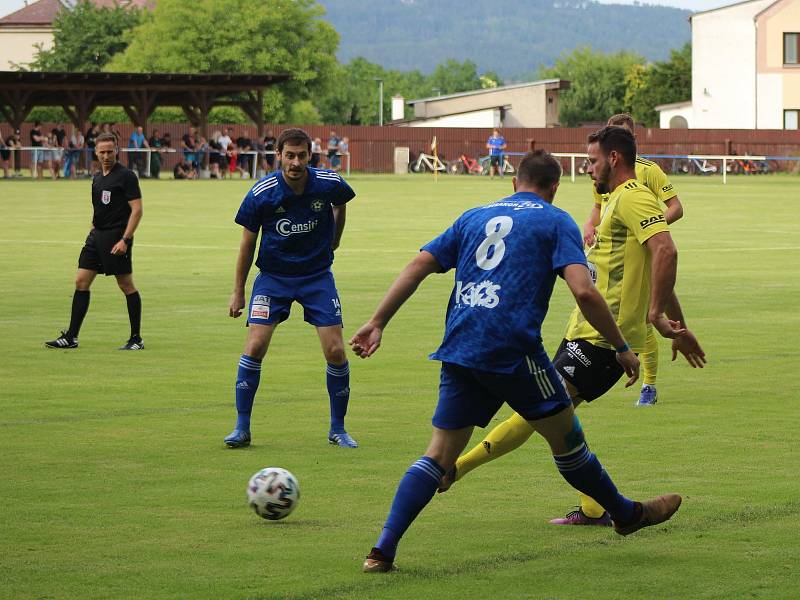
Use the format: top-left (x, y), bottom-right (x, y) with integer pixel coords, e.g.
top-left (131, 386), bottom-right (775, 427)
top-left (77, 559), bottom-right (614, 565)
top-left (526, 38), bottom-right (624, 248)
top-left (247, 467), bottom-right (300, 521)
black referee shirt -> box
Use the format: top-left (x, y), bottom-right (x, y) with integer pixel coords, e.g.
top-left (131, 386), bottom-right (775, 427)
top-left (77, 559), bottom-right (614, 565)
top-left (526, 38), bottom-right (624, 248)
top-left (92, 163), bottom-right (142, 230)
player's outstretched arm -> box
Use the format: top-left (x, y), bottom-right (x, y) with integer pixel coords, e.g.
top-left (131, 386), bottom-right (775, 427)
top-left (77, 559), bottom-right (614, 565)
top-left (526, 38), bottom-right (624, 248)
top-left (229, 228), bottom-right (258, 318)
top-left (562, 264), bottom-right (639, 386)
top-left (349, 251), bottom-right (442, 359)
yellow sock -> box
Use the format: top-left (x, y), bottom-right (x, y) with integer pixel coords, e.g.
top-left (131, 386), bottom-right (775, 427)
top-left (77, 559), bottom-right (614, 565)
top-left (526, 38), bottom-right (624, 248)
top-left (642, 325), bottom-right (659, 386)
top-left (580, 493), bottom-right (606, 518)
top-left (455, 412), bottom-right (535, 480)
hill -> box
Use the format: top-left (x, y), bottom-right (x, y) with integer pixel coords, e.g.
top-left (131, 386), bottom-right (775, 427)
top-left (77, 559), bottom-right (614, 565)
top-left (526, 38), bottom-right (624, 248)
top-left (318, 0), bottom-right (692, 79)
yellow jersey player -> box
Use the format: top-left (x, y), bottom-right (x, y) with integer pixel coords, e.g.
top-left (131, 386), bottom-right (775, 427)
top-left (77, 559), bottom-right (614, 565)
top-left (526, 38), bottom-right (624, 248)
top-left (584, 113), bottom-right (684, 406)
top-left (439, 126), bottom-right (705, 528)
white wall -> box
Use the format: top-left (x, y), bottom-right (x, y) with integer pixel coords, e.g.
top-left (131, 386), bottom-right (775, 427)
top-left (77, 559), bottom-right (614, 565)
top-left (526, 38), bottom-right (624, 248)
top-left (691, 0), bottom-right (773, 128)
top-left (756, 72), bottom-right (784, 128)
top-left (0, 28), bottom-right (53, 69)
top-left (406, 108), bottom-right (499, 128)
top-left (659, 104), bottom-right (693, 128)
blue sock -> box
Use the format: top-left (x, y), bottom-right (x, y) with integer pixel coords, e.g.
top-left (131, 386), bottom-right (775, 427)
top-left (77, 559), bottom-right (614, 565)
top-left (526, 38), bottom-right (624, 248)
top-left (553, 443), bottom-right (635, 523)
top-left (326, 361), bottom-right (350, 434)
top-left (375, 456), bottom-right (445, 558)
top-left (235, 355), bottom-right (262, 431)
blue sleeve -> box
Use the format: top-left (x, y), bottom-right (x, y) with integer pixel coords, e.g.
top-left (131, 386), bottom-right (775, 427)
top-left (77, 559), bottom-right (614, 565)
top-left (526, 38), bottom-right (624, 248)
top-left (421, 222), bottom-right (459, 272)
top-left (552, 213), bottom-right (587, 274)
top-left (234, 190), bottom-right (261, 233)
top-left (330, 177), bottom-right (356, 206)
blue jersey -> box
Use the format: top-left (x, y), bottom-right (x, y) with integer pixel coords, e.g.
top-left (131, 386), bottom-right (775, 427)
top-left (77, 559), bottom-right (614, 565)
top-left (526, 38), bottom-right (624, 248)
top-left (235, 167), bottom-right (355, 276)
top-left (422, 192), bottom-right (587, 374)
top-left (487, 135), bottom-right (505, 156)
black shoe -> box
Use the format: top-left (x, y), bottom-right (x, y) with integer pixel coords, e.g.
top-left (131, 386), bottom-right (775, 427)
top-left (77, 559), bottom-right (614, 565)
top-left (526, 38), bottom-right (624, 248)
top-left (44, 331), bottom-right (78, 349)
top-left (119, 336), bottom-right (144, 350)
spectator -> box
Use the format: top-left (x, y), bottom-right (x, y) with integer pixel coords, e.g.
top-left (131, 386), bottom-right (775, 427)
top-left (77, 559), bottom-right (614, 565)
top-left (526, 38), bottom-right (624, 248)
top-left (9, 130), bottom-right (22, 176)
top-left (339, 136), bottom-right (350, 171)
top-left (42, 133), bottom-right (58, 180)
top-left (173, 158), bottom-right (196, 179)
top-left (227, 140), bottom-right (239, 175)
top-left (128, 125), bottom-right (149, 176)
top-left (218, 127), bottom-right (232, 153)
top-left (85, 122), bottom-right (99, 174)
top-left (30, 121), bottom-right (45, 178)
top-left (311, 137), bottom-right (323, 168)
top-left (0, 129), bottom-right (9, 178)
top-left (148, 129), bottom-right (166, 179)
top-left (486, 127), bottom-right (507, 179)
top-left (182, 126), bottom-right (197, 168)
top-left (208, 131), bottom-right (225, 179)
top-left (262, 129), bottom-right (277, 172)
top-left (235, 131), bottom-right (253, 178)
top-left (327, 129), bottom-right (341, 171)
top-left (64, 126), bottom-right (84, 179)
top-left (52, 123), bottom-right (67, 175)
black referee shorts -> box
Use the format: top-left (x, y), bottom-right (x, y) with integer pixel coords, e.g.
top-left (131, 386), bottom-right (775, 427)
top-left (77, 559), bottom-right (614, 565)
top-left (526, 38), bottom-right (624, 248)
top-left (553, 338), bottom-right (624, 402)
top-left (78, 228), bottom-right (133, 276)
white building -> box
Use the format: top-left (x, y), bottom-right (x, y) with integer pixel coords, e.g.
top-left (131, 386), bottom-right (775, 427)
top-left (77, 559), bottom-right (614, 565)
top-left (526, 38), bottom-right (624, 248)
top-left (398, 79), bottom-right (570, 128)
top-left (658, 0), bottom-right (800, 129)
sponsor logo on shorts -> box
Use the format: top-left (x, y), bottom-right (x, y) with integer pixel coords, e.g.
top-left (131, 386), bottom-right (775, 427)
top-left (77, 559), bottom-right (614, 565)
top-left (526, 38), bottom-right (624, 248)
top-left (101, 190), bottom-right (111, 205)
top-left (310, 199), bottom-right (324, 212)
top-left (250, 295), bottom-right (270, 319)
top-left (640, 215), bottom-right (665, 229)
top-left (331, 297), bottom-right (341, 317)
top-left (455, 279), bottom-right (501, 308)
top-left (565, 341), bottom-right (592, 367)
top-left (563, 365), bottom-right (576, 377)
top-left (276, 218), bottom-right (319, 236)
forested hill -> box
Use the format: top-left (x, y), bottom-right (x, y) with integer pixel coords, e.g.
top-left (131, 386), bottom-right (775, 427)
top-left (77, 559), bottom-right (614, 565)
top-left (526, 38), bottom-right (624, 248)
top-left (318, 0), bottom-right (691, 79)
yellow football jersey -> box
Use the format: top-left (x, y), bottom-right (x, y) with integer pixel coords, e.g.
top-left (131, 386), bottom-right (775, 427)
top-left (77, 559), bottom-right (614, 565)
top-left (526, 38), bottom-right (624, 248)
top-left (592, 156), bottom-right (677, 207)
top-left (567, 178), bottom-right (669, 352)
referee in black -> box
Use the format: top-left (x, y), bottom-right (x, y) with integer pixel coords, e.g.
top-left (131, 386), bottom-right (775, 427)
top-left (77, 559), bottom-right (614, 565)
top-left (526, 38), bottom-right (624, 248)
top-left (45, 133), bottom-right (145, 350)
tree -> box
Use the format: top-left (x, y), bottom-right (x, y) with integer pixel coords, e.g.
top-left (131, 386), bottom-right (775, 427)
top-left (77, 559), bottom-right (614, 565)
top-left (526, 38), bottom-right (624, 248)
top-left (27, 0), bottom-right (143, 72)
top-left (539, 47), bottom-right (644, 126)
top-left (625, 43), bottom-right (691, 127)
top-left (107, 0), bottom-right (340, 121)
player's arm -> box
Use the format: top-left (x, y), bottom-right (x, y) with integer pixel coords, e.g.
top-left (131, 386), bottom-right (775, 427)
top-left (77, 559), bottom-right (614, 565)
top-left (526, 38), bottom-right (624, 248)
top-left (663, 291), bottom-right (706, 368)
top-left (664, 196), bottom-right (683, 224)
top-left (111, 197), bottom-right (143, 256)
top-left (229, 227), bottom-right (258, 318)
top-left (644, 230), bottom-right (684, 340)
top-left (349, 251), bottom-right (442, 358)
top-left (562, 263), bottom-right (639, 386)
top-left (583, 202), bottom-right (601, 246)
top-left (331, 204), bottom-right (346, 250)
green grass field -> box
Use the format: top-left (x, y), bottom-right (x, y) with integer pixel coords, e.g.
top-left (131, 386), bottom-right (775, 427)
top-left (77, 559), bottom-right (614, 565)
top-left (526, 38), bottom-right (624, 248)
top-left (1, 173), bottom-right (799, 599)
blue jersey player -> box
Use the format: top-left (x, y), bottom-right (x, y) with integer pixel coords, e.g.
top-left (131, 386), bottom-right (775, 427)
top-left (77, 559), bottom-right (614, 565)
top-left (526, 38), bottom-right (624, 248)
top-left (224, 128), bottom-right (358, 449)
top-left (349, 150), bottom-right (682, 572)
top-left (486, 128), bottom-right (506, 178)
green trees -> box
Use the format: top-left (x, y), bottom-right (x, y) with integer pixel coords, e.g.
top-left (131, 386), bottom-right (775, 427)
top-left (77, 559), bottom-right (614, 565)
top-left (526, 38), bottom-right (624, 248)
top-left (28, 0), bottom-right (143, 72)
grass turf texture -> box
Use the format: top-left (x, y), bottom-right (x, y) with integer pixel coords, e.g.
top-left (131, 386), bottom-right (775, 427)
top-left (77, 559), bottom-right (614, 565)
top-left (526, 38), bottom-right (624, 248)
top-left (1, 174), bottom-right (798, 599)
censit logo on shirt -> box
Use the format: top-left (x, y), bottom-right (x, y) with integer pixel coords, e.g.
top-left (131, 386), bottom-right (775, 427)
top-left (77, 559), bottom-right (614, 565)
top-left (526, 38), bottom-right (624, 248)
top-left (101, 190), bottom-right (111, 204)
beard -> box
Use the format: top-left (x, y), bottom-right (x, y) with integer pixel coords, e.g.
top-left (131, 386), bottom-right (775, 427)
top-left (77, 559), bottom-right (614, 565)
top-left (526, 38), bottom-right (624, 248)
top-left (594, 181), bottom-right (610, 195)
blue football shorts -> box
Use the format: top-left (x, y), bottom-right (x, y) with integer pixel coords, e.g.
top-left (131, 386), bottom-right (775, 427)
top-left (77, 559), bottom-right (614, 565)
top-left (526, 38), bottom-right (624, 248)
top-left (247, 269), bottom-right (343, 327)
top-left (432, 347), bottom-right (571, 429)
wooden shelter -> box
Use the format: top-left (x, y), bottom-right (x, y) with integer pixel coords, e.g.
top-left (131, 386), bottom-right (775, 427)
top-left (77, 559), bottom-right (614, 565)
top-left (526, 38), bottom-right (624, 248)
top-left (0, 71), bottom-right (290, 136)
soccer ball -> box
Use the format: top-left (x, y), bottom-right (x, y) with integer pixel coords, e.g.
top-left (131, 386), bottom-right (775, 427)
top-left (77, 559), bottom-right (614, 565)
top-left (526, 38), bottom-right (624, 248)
top-left (247, 467), bottom-right (300, 521)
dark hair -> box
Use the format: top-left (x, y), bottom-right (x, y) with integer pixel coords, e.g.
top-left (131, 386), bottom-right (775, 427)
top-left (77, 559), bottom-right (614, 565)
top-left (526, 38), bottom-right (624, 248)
top-left (607, 113), bottom-right (635, 131)
top-left (516, 150), bottom-right (562, 188)
top-left (277, 128), bottom-right (312, 153)
top-left (587, 126), bottom-right (636, 168)
top-left (95, 132), bottom-right (117, 146)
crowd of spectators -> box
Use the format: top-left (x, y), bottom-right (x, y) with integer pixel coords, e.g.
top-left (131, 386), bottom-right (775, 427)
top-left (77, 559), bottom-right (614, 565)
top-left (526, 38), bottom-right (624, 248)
top-left (0, 124), bottom-right (351, 180)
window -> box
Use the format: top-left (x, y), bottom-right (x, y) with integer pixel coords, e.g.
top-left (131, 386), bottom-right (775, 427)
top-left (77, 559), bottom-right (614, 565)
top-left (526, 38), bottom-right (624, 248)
top-left (784, 33), bottom-right (800, 65)
top-left (785, 110), bottom-right (799, 130)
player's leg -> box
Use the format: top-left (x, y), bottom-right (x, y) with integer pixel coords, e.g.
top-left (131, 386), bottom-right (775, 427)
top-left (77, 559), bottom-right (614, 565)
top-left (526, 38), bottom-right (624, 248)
top-left (549, 339), bottom-right (628, 525)
top-left (224, 322), bottom-right (278, 448)
top-left (365, 362), bottom-right (497, 572)
top-left (531, 404), bottom-right (681, 535)
top-left (298, 270), bottom-right (357, 447)
top-left (441, 411), bottom-right (535, 492)
top-left (316, 324), bottom-right (357, 448)
top-left (115, 273), bottom-right (143, 350)
top-left (364, 425), bottom-right (474, 572)
top-left (638, 324), bottom-right (659, 406)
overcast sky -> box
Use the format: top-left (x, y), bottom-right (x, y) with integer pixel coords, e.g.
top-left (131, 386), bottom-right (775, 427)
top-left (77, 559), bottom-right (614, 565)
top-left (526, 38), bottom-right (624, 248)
top-left (0, 0), bottom-right (739, 17)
